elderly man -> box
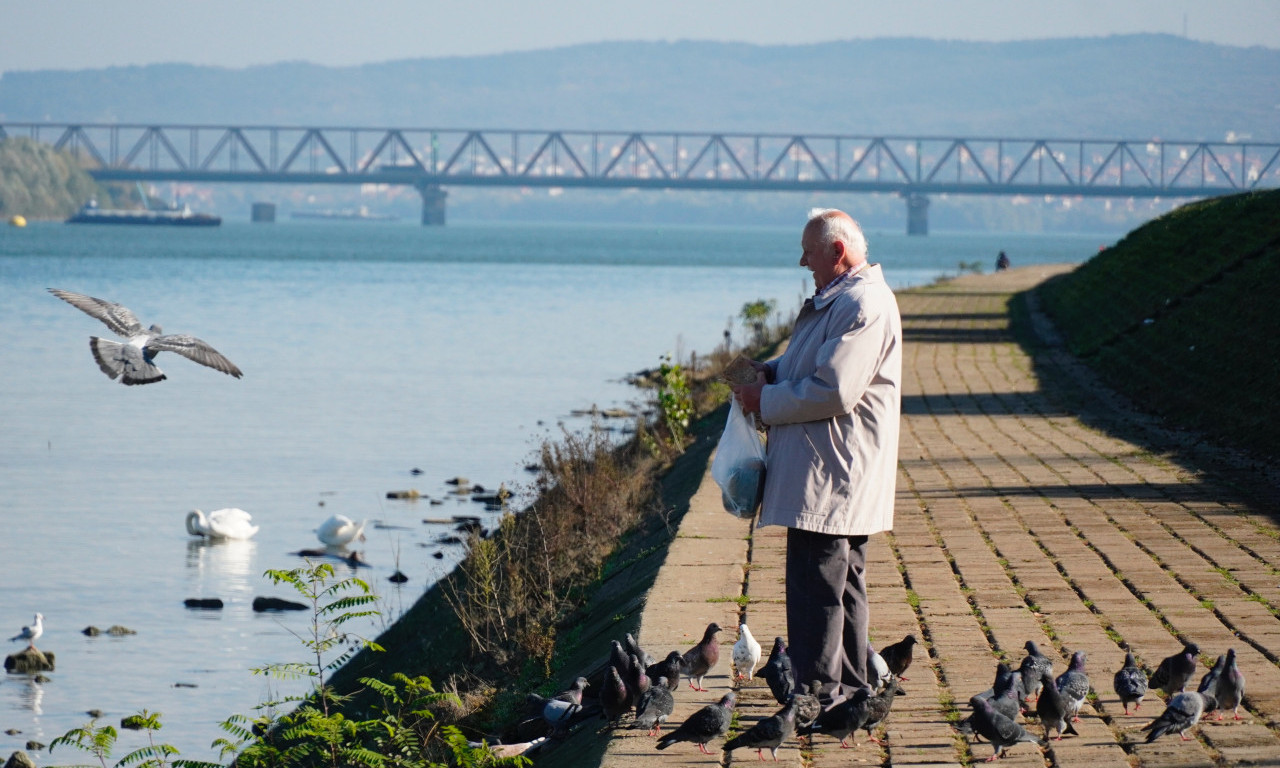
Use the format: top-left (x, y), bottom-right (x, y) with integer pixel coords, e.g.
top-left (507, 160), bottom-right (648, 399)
top-left (734, 208), bottom-right (902, 705)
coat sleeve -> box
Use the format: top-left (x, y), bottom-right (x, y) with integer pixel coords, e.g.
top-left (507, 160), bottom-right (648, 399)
top-left (760, 296), bottom-right (890, 426)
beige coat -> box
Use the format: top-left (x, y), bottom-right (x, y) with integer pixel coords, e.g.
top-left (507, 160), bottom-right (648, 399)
top-left (758, 264), bottom-right (902, 536)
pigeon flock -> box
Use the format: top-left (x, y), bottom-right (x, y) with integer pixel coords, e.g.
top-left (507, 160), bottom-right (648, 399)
top-left (507, 621), bottom-right (1251, 762)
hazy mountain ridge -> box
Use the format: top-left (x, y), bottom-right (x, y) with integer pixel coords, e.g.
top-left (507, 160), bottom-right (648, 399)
top-left (2, 35), bottom-right (1276, 141)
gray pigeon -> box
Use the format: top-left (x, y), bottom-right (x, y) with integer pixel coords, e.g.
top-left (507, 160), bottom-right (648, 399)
top-left (680, 622), bottom-right (722, 692)
top-left (1036, 670), bottom-right (1079, 741)
top-left (1018, 640), bottom-right (1053, 703)
top-left (1113, 651), bottom-right (1148, 715)
top-left (859, 678), bottom-right (899, 745)
top-left (609, 640), bottom-right (633, 680)
top-left (1196, 653), bottom-right (1225, 698)
top-left (761, 636), bottom-right (796, 705)
top-left (1149, 642), bottom-right (1200, 699)
top-left (1055, 650), bottom-right (1090, 723)
top-left (625, 632), bottom-right (655, 669)
top-left (1143, 691), bottom-right (1215, 742)
top-left (1209, 648), bottom-right (1245, 721)
top-left (879, 634), bottom-right (919, 680)
top-left (794, 681), bottom-right (823, 731)
top-left (722, 697), bottom-right (798, 762)
top-left (969, 695), bottom-right (1046, 761)
top-left (797, 686), bottom-right (872, 748)
top-left (49, 288), bottom-right (243, 385)
top-left (655, 691), bottom-right (735, 754)
top-left (526, 676), bottom-right (589, 734)
top-left (601, 666), bottom-right (631, 724)
top-left (647, 650), bottom-right (683, 692)
top-left (633, 677), bottom-right (675, 735)
top-left (963, 663), bottom-right (1021, 738)
top-left (628, 653), bottom-right (651, 706)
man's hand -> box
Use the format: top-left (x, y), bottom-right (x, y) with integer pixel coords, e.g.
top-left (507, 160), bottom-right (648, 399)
top-left (733, 370), bottom-right (768, 417)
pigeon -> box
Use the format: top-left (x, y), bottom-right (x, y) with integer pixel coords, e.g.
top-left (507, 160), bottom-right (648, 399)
top-left (647, 650), bottom-right (683, 692)
top-left (624, 632), bottom-right (655, 669)
top-left (723, 697), bottom-right (798, 762)
top-left (609, 640), bottom-right (633, 680)
top-left (797, 686), bottom-right (872, 748)
top-left (633, 678), bottom-right (675, 735)
top-left (526, 677), bottom-right (589, 734)
top-left (793, 681), bottom-right (822, 731)
top-left (988, 673), bottom-right (1022, 722)
top-left (9, 613), bottom-right (43, 650)
top-left (1208, 649), bottom-right (1245, 720)
top-left (655, 691), bottom-right (735, 754)
top-left (601, 666), bottom-right (631, 723)
top-left (761, 636), bottom-right (795, 704)
top-left (879, 634), bottom-right (918, 680)
top-left (1143, 691), bottom-right (1215, 742)
top-left (1113, 651), bottom-right (1148, 715)
top-left (680, 622), bottom-right (722, 692)
top-left (1036, 670), bottom-right (1079, 740)
top-left (1018, 640), bottom-right (1054, 703)
top-left (49, 288), bottom-right (242, 385)
top-left (1055, 650), bottom-right (1090, 723)
top-left (968, 695), bottom-right (1046, 761)
top-left (868, 644), bottom-right (892, 693)
top-left (628, 653), bottom-right (651, 706)
top-left (1197, 653), bottom-right (1225, 697)
top-left (1150, 642), bottom-right (1200, 699)
top-left (733, 623), bottom-right (763, 681)
top-left (859, 677), bottom-right (899, 745)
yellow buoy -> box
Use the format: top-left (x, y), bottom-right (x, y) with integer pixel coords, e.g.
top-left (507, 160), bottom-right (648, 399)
top-left (8, 215), bottom-right (27, 227)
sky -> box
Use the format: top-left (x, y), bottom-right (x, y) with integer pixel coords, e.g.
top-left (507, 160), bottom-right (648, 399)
top-left (1, 0), bottom-right (1276, 75)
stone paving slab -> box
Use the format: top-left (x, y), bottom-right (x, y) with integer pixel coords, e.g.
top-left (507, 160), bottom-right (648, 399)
top-left (593, 264), bottom-right (1280, 767)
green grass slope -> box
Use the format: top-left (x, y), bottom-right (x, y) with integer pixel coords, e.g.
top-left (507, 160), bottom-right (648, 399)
top-left (1039, 189), bottom-right (1280, 461)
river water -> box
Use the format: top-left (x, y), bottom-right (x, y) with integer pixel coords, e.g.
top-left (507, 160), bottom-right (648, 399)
top-left (0, 219), bottom-right (1104, 763)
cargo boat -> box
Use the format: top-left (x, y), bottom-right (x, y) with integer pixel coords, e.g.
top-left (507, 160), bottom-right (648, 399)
top-left (67, 199), bottom-right (221, 226)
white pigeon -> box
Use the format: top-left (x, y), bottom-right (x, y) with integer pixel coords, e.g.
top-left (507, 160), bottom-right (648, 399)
top-left (733, 623), bottom-right (762, 681)
top-left (49, 288), bottom-right (242, 385)
top-left (186, 508), bottom-right (259, 540)
top-left (316, 514), bottom-right (367, 547)
top-left (10, 613), bottom-right (43, 650)
top-left (868, 643), bottom-right (893, 693)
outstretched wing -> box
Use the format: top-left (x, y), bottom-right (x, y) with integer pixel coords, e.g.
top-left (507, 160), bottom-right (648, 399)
top-left (49, 289), bottom-right (145, 338)
top-left (150, 334), bottom-right (243, 378)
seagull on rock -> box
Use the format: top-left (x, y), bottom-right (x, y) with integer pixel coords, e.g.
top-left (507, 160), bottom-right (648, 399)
top-left (9, 614), bottom-right (43, 651)
top-left (49, 289), bottom-right (242, 385)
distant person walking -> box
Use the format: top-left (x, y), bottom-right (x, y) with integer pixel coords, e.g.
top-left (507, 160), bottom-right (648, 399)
top-left (996, 250), bottom-right (1011, 271)
top-left (733, 208), bottom-right (903, 705)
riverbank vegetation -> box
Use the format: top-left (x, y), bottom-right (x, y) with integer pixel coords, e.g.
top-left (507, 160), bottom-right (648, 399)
top-left (0, 137), bottom-right (122, 220)
top-left (1038, 188), bottom-right (1280, 461)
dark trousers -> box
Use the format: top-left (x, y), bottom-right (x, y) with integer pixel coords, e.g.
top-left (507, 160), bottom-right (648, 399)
top-left (785, 527), bottom-right (869, 704)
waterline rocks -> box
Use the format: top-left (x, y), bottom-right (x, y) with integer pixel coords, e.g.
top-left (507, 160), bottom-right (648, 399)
top-left (4, 648), bottom-right (54, 673)
top-left (252, 597), bottom-right (307, 612)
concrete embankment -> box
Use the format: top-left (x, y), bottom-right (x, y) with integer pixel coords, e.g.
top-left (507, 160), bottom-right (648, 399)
top-left (581, 264), bottom-right (1280, 768)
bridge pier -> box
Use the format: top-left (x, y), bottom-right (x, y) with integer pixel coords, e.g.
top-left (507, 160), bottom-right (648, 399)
top-left (416, 183), bottom-right (447, 226)
top-left (905, 193), bottom-right (929, 236)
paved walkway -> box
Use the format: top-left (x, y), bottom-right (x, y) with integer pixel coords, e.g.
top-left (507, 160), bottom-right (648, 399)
top-left (597, 265), bottom-right (1280, 767)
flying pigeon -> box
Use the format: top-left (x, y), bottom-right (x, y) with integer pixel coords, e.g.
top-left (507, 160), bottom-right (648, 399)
top-left (1036, 670), bottom-right (1079, 741)
top-left (647, 650), bottom-right (683, 692)
top-left (968, 695), bottom-right (1046, 761)
top-left (1055, 650), bottom-right (1090, 723)
top-left (723, 697), bottom-right (798, 762)
top-left (1150, 642), bottom-right (1200, 699)
top-left (797, 686), bottom-right (872, 748)
top-left (1142, 691), bottom-right (1216, 742)
top-left (49, 288), bottom-right (242, 385)
top-left (1114, 651), bottom-right (1148, 714)
top-left (1018, 640), bottom-right (1054, 704)
top-left (793, 681), bottom-right (822, 731)
top-left (859, 677), bottom-right (900, 745)
top-left (1207, 649), bottom-right (1245, 720)
top-left (633, 678), bottom-right (675, 735)
top-left (879, 634), bottom-right (918, 680)
top-left (680, 622), bottom-right (722, 692)
top-left (868, 644), bottom-right (892, 693)
top-left (9, 613), bottom-right (43, 650)
top-left (655, 691), bottom-right (735, 754)
top-left (624, 632), bottom-right (655, 669)
top-left (733, 623), bottom-right (762, 681)
top-left (761, 636), bottom-right (795, 705)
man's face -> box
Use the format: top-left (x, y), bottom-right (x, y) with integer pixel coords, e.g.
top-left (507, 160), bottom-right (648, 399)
top-left (799, 224), bottom-right (842, 291)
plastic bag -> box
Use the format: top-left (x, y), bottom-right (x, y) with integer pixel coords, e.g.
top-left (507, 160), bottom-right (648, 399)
top-left (711, 399), bottom-right (767, 519)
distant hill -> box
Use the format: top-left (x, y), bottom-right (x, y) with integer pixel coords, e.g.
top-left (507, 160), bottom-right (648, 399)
top-left (0, 137), bottom-right (121, 220)
top-left (2, 35), bottom-right (1277, 141)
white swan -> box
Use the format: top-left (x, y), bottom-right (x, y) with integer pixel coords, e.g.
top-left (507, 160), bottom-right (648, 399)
top-left (186, 508), bottom-right (259, 540)
top-left (10, 613), bottom-right (43, 650)
top-left (316, 514), bottom-right (366, 547)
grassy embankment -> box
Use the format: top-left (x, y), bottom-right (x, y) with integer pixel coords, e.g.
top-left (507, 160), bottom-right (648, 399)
top-left (1036, 188), bottom-right (1280, 463)
top-left (0, 137), bottom-right (124, 220)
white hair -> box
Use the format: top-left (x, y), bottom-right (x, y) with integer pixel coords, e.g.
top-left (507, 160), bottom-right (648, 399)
top-left (806, 208), bottom-right (868, 260)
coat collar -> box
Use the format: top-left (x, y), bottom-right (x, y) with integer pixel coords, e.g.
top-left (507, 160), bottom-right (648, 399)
top-left (813, 263), bottom-right (880, 310)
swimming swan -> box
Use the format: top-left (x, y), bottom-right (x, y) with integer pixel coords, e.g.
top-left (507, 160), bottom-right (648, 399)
top-left (186, 508), bottom-right (259, 540)
top-left (316, 514), bottom-right (366, 547)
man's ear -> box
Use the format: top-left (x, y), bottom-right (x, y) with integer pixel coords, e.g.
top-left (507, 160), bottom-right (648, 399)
top-left (831, 240), bottom-right (846, 261)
